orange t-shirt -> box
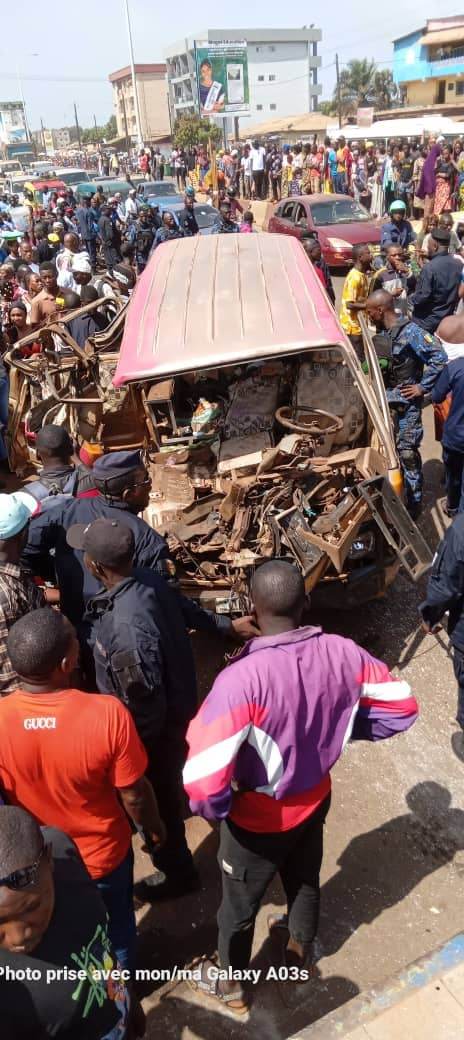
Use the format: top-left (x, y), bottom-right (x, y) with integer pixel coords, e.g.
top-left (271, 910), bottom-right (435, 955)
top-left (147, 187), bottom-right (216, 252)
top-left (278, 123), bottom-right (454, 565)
top-left (0, 689), bottom-right (147, 879)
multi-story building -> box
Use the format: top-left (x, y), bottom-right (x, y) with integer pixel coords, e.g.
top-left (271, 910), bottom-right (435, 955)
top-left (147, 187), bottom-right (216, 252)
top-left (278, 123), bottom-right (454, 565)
top-left (164, 28), bottom-right (322, 132)
top-left (393, 16), bottom-right (464, 112)
top-left (32, 126), bottom-right (79, 153)
top-left (108, 63), bottom-right (171, 143)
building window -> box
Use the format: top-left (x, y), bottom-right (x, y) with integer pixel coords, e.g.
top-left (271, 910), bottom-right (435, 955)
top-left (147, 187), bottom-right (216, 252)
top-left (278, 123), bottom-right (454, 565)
top-left (258, 75), bottom-right (264, 81)
top-left (269, 45), bottom-right (275, 51)
top-left (456, 81), bottom-right (464, 95)
top-left (270, 103), bottom-right (276, 110)
top-left (269, 74), bottom-right (276, 81)
top-left (256, 46), bottom-right (260, 52)
top-left (257, 104), bottom-right (263, 110)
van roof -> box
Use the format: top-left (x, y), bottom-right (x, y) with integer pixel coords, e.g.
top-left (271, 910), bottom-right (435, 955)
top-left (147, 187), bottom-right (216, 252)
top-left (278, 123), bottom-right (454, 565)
top-left (113, 234), bottom-right (346, 387)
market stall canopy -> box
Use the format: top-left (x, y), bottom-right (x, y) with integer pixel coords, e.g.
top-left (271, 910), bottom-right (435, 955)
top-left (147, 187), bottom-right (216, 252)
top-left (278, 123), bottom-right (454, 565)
top-left (328, 114), bottom-right (464, 140)
top-left (238, 113), bottom-right (333, 141)
top-left (113, 234), bottom-right (345, 387)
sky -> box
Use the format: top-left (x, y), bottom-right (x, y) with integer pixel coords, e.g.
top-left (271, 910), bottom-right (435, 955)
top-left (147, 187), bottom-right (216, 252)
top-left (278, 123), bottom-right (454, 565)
top-left (0, 0), bottom-right (460, 133)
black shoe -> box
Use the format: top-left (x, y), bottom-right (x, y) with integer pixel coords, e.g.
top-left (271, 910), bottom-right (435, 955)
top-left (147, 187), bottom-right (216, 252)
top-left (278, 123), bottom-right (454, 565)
top-left (451, 730), bottom-right (464, 763)
top-left (134, 870), bottom-right (200, 903)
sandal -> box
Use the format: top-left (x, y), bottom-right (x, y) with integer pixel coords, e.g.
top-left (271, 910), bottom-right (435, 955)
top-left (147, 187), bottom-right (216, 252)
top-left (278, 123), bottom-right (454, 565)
top-left (187, 955), bottom-right (249, 1015)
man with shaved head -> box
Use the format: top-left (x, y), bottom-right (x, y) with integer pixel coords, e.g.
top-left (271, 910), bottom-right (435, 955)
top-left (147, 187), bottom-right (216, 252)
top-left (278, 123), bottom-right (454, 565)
top-left (366, 289), bottom-right (447, 517)
top-left (436, 314), bottom-right (464, 362)
top-left (182, 560), bottom-right (418, 1011)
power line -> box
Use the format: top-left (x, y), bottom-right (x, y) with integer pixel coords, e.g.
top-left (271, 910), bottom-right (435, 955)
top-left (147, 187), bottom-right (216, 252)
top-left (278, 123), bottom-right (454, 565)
top-left (0, 72), bottom-right (107, 83)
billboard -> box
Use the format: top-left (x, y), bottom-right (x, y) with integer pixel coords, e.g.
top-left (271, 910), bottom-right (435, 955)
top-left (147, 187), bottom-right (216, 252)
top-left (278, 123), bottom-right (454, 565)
top-left (195, 41), bottom-right (249, 117)
top-left (0, 101), bottom-right (27, 145)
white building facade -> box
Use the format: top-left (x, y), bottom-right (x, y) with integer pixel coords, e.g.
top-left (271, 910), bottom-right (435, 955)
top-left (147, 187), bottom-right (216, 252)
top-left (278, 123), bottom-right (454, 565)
top-left (164, 28), bottom-right (322, 134)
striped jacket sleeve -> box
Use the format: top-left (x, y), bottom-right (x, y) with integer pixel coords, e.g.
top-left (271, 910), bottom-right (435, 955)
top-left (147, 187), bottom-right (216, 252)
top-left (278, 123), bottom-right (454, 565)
top-left (351, 646), bottom-right (418, 741)
top-left (183, 677), bottom-right (253, 822)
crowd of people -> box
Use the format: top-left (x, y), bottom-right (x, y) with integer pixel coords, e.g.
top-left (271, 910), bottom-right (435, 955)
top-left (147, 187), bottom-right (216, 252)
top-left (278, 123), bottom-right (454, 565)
top-left (1, 132), bottom-right (464, 1039)
top-left (206, 134), bottom-right (464, 219)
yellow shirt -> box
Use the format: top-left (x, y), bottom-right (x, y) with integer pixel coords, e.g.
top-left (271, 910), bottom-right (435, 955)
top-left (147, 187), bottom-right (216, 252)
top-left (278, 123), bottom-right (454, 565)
top-left (339, 268), bottom-right (368, 336)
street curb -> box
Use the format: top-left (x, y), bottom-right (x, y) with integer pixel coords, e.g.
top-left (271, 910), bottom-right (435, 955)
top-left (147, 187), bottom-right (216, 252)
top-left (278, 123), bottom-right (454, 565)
top-left (289, 932), bottom-right (464, 1038)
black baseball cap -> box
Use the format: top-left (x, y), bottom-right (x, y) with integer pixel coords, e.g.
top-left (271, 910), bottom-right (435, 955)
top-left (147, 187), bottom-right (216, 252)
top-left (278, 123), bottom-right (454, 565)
top-left (66, 518), bottom-right (135, 565)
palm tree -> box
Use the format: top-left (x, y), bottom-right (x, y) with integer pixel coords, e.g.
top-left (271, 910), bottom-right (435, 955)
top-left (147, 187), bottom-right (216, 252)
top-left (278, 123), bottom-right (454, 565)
top-left (373, 70), bottom-right (399, 110)
top-left (336, 59), bottom-right (377, 117)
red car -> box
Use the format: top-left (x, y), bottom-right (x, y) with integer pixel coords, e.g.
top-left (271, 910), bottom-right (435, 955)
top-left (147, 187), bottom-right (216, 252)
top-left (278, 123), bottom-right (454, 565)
top-left (267, 193), bottom-right (382, 267)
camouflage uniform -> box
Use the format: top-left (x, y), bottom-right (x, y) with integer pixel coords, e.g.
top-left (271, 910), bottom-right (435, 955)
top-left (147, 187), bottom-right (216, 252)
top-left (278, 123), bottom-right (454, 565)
top-left (384, 319), bottom-right (447, 510)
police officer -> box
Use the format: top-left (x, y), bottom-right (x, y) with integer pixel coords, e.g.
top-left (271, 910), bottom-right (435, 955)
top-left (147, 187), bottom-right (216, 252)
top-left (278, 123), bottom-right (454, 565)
top-left (366, 289), bottom-right (447, 517)
top-left (69, 519), bottom-right (207, 898)
top-left (23, 448), bottom-right (256, 647)
top-left (411, 227), bottom-right (462, 333)
top-left (176, 187), bottom-right (199, 237)
top-left (128, 205), bottom-right (157, 274)
top-left (211, 200), bottom-right (239, 234)
top-left (420, 516), bottom-right (464, 759)
top-left (153, 210), bottom-right (184, 249)
top-left (23, 450), bottom-right (168, 629)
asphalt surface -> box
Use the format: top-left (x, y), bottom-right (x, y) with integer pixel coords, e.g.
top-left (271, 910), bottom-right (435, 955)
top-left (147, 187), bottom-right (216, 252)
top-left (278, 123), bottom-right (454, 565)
top-left (134, 277), bottom-right (464, 1038)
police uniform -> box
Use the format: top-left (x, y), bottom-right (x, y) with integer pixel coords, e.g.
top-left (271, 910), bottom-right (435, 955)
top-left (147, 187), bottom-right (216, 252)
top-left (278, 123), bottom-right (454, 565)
top-left (177, 206), bottom-right (199, 237)
top-left (22, 451), bottom-right (171, 628)
top-left (420, 513), bottom-right (464, 730)
top-left (211, 215), bottom-right (238, 234)
top-left (128, 217), bottom-right (157, 273)
top-left (85, 563), bottom-right (206, 887)
top-left (382, 319), bottom-right (447, 510)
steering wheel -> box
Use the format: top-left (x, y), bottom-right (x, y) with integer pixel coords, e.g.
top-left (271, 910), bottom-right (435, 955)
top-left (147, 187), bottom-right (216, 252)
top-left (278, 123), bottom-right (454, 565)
top-left (275, 405), bottom-right (343, 437)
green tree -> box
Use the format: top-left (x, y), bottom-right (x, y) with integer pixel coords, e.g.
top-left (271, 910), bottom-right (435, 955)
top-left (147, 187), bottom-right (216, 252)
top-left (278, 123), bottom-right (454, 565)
top-left (104, 115), bottom-right (117, 140)
top-left (319, 99), bottom-right (336, 116)
top-left (332, 60), bottom-right (400, 118)
top-left (173, 114), bottom-right (222, 150)
top-left (336, 58), bottom-right (377, 117)
top-left (372, 70), bottom-right (399, 110)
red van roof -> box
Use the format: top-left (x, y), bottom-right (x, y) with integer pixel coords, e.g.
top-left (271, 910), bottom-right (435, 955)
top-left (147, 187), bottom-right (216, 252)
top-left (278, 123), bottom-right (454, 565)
top-left (113, 234), bottom-right (348, 387)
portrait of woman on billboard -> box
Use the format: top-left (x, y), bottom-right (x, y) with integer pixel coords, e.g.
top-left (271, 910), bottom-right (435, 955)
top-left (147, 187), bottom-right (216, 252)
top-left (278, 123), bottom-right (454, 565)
top-left (198, 58), bottom-right (225, 114)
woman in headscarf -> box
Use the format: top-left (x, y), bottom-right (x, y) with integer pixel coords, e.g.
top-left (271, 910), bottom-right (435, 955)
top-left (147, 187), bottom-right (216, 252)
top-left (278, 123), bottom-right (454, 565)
top-left (434, 143), bottom-right (459, 215)
top-left (416, 139), bottom-right (441, 229)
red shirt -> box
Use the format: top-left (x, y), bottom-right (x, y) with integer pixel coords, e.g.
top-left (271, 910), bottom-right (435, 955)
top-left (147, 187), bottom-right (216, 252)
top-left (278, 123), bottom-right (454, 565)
top-left (0, 688), bottom-right (147, 878)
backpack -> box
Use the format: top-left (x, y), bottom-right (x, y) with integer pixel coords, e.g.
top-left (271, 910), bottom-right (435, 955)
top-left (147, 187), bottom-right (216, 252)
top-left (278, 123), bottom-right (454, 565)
top-left (26, 470), bottom-right (80, 512)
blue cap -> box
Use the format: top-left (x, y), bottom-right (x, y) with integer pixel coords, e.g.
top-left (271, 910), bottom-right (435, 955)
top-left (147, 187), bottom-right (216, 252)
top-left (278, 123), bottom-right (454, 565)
top-left (93, 450), bottom-right (143, 482)
top-left (0, 492), bottom-right (37, 540)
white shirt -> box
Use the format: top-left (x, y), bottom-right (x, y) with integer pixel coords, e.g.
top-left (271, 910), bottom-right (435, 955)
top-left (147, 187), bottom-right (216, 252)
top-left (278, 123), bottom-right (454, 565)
top-left (250, 146), bottom-right (265, 172)
top-left (241, 155), bottom-right (252, 176)
top-left (125, 197), bottom-right (138, 218)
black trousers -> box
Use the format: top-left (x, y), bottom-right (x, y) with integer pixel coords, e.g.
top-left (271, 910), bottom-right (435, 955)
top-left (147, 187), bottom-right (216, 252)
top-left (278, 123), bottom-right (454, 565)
top-left (217, 795), bottom-right (331, 970)
top-left (145, 729), bottom-right (195, 881)
top-left (252, 170), bottom-right (264, 199)
top-left (453, 645), bottom-right (464, 730)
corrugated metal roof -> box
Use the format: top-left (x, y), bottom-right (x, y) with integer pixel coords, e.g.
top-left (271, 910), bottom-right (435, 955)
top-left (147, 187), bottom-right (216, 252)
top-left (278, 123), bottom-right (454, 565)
top-left (420, 27), bottom-right (464, 45)
top-left (113, 234), bottom-right (345, 386)
top-left (238, 113), bottom-right (333, 140)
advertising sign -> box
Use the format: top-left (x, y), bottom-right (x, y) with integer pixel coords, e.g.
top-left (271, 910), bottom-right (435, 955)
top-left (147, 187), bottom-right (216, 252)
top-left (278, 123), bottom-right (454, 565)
top-left (195, 42), bottom-right (249, 117)
top-left (357, 107), bottom-right (374, 128)
top-left (0, 101), bottom-right (27, 144)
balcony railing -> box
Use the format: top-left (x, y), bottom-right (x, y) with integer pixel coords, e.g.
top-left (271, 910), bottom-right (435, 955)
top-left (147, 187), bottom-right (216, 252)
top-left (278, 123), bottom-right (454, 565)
top-left (429, 45), bottom-right (464, 63)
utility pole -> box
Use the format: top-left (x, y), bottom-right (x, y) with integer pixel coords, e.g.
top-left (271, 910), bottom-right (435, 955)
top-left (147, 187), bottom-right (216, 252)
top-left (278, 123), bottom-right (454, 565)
top-left (74, 102), bottom-right (82, 150)
top-left (93, 113), bottom-right (99, 144)
top-left (123, 0), bottom-right (143, 149)
top-left (40, 117), bottom-right (46, 152)
top-left (335, 53), bottom-right (342, 132)
top-left (121, 93), bottom-right (130, 155)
